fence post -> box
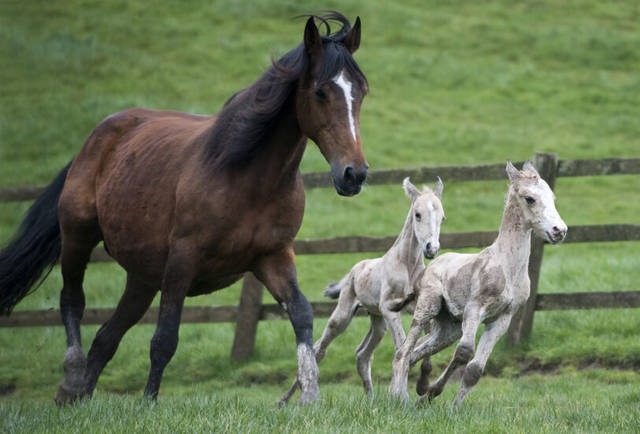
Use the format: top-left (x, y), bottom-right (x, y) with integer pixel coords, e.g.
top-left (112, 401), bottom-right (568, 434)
top-left (230, 273), bottom-right (264, 360)
top-left (506, 152), bottom-right (558, 347)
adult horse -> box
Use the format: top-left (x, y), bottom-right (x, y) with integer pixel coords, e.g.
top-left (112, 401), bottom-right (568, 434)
top-left (0, 12), bottom-right (368, 405)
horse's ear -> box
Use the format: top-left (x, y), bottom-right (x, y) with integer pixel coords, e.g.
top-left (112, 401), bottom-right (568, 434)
top-left (304, 17), bottom-right (323, 62)
top-left (522, 160), bottom-right (540, 177)
top-left (343, 16), bottom-right (361, 54)
top-left (506, 160), bottom-right (521, 182)
top-left (434, 176), bottom-right (443, 199)
top-left (403, 177), bottom-right (419, 200)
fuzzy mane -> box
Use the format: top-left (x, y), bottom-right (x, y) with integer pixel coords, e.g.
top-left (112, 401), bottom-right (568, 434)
top-left (203, 11), bottom-right (367, 170)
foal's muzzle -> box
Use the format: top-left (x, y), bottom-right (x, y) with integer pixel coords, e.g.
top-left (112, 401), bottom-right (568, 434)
top-left (424, 242), bottom-right (440, 260)
top-left (332, 163), bottom-right (368, 197)
top-left (546, 225), bottom-right (568, 244)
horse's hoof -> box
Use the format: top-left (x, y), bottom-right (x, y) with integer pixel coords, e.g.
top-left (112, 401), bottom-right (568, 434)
top-left (297, 388), bottom-right (319, 405)
top-left (54, 383), bottom-right (85, 406)
top-left (416, 377), bottom-right (430, 396)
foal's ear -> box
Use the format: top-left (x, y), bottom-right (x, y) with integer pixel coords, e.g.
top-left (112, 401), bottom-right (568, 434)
top-left (343, 16), bottom-right (361, 54)
top-left (434, 176), bottom-right (444, 200)
top-left (403, 177), bottom-right (419, 200)
top-left (303, 17), bottom-right (323, 60)
top-left (506, 160), bottom-right (521, 182)
top-left (522, 160), bottom-right (540, 177)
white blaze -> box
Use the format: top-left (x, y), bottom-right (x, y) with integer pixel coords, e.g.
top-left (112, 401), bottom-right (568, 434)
top-left (333, 71), bottom-right (357, 141)
top-left (427, 201), bottom-right (436, 235)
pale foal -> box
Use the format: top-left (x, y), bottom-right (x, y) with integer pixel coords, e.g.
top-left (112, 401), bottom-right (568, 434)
top-left (388, 161), bottom-right (567, 406)
top-left (278, 177), bottom-right (445, 406)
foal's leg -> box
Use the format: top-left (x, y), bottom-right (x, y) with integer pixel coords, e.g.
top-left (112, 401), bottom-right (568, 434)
top-left (255, 248), bottom-right (319, 404)
top-left (454, 314), bottom-right (511, 407)
top-left (54, 218), bottom-right (100, 405)
top-left (143, 246), bottom-right (194, 400)
top-left (422, 304), bottom-right (482, 403)
top-left (389, 291), bottom-right (442, 400)
top-left (355, 314), bottom-right (386, 396)
top-left (411, 314), bottom-right (462, 396)
top-left (278, 281), bottom-right (359, 406)
top-left (83, 273), bottom-right (157, 396)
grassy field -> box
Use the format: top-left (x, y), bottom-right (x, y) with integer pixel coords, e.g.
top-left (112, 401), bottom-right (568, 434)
top-left (1, 0), bottom-right (639, 431)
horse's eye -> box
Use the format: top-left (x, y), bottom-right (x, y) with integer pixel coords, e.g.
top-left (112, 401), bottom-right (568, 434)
top-left (415, 212), bottom-right (421, 221)
top-left (525, 196), bottom-right (535, 205)
top-left (315, 88), bottom-right (327, 101)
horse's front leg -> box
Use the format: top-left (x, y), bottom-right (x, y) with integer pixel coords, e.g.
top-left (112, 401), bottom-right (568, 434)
top-left (454, 313), bottom-right (511, 407)
top-left (254, 247), bottom-right (319, 404)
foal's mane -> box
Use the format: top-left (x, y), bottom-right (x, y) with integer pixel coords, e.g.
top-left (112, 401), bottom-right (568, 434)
top-left (203, 11), bottom-right (368, 170)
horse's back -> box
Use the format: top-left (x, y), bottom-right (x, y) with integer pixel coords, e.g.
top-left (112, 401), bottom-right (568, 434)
top-left (60, 108), bottom-right (215, 281)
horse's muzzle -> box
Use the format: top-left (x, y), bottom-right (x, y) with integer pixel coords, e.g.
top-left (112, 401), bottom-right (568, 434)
top-left (333, 164), bottom-right (368, 197)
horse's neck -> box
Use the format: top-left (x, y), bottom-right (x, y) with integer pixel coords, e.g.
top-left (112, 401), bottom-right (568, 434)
top-left (493, 189), bottom-right (531, 282)
top-left (388, 210), bottom-right (423, 279)
top-left (259, 99), bottom-right (307, 181)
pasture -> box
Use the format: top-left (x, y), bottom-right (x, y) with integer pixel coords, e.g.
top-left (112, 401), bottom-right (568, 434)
top-left (1, 0), bottom-right (639, 432)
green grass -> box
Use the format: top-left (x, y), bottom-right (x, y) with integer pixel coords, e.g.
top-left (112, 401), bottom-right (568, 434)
top-left (2, 374), bottom-right (640, 433)
top-left (1, 0), bottom-right (640, 429)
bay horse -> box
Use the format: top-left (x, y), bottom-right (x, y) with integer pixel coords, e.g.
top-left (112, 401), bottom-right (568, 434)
top-left (388, 161), bottom-right (567, 406)
top-left (0, 12), bottom-right (369, 405)
top-left (278, 177), bottom-right (444, 406)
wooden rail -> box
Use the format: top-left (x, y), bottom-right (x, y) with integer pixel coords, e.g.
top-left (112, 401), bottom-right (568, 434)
top-left (1, 154), bottom-right (638, 358)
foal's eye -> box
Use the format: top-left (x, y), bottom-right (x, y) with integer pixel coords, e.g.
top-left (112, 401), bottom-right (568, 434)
top-left (315, 88), bottom-right (327, 101)
top-left (525, 196), bottom-right (535, 205)
top-left (415, 212), bottom-right (421, 221)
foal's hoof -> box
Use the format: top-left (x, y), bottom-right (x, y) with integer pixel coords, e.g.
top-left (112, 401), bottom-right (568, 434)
top-left (54, 383), bottom-right (85, 406)
top-left (297, 387), bottom-right (319, 405)
top-left (416, 377), bottom-right (430, 396)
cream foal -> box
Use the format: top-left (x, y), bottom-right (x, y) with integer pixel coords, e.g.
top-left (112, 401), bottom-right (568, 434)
top-left (388, 161), bottom-right (567, 406)
top-left (278, 178), bottom-right (444, 406)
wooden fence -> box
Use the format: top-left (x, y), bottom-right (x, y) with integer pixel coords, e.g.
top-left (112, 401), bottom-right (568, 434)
top-left (1, 154), bottom-right (638, 359)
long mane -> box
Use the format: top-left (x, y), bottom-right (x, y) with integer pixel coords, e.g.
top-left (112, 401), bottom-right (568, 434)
top-left (203, 11), bottom-right (367, 170)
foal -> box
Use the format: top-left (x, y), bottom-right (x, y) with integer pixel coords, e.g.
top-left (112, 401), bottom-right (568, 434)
top-left (388, 161), bottom-right (567, 406)
top-left (278, 178), bottom-right (444, 405)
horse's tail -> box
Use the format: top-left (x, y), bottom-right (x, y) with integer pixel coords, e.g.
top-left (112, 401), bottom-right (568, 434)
top-left (0, 162), bottom-right (71, 315)
top-left (322, 268), bottom-right (355, 299)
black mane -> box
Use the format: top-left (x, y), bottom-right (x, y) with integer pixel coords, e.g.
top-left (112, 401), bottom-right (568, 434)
top-left (203, 11), bottom-right (367, 170)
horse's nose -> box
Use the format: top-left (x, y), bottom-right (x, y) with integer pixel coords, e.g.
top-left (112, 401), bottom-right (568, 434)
top-left (424, 242), bottom-right (439, 260)
top-left (552, 225), bottom-right (567, 241)
top-left (343, 164), bottom-right (368, 186)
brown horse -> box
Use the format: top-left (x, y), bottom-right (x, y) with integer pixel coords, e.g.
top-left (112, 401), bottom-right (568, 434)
top-left (0, 12), bottom-right (368, 404)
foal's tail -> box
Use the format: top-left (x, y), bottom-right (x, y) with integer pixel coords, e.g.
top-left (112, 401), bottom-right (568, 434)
top-left (0, 162), bottom-right (71, 315)
top-left (322, 268), bottom-right (355, 299)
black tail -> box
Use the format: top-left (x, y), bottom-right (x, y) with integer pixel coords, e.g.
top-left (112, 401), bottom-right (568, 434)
top-left (0, 162), bottom-right (71, 315)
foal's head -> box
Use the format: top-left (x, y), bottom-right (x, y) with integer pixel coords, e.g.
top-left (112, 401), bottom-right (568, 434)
top-left (506, 161), bottom-right (567, 244)
top-left (403, 177), bottom-right (445, 259)
top-left (295, 13), bottom-right (369, 196)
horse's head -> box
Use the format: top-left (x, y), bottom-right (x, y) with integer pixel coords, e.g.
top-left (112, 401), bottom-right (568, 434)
top-left (506, 161), bottom-right (567, 244)
top-left (403, 177), bottom-right (445, 259)
top-left (296, 14), bottom-right (368, 196)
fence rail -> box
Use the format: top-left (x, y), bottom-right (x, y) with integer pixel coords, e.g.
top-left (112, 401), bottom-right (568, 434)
top-left (1, 154), bottom-right (638, 357)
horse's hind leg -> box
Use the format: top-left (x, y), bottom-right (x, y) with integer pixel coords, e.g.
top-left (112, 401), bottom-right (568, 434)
top-left (54, 218), bottom-right (100, 405)
top-left (83, 273), bottom-right (157, 396)
top-left (355, 314), bottom-right (386, 396)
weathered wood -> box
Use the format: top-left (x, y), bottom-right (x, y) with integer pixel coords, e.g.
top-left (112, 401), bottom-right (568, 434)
top-left (507, 153), bottom-right (558, 347)
top-left (557, 158), bottom-right (640, 177)
top-left (5, 291), bottom-right (640, 328)
top-left (2, 158), bottom-right (638, 203)
top-left (0, 305), bottom-right (238, 327)
top-left (230, 273), bottom-right (264, 361)
top-left (535, 291), bottom-right (640, 310)
top-left (0, 185), bottom-right (46, 202)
